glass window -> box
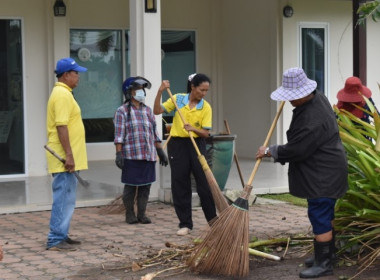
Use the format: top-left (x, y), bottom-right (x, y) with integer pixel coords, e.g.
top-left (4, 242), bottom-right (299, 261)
top-left (299, 23), bottom-right (328, 96)
top-left (0, 19), bottom-right (25, 175)
top-left (70, 29), bottom-right (123, 142)
top-left (72, 29), bottom-right (196, 142)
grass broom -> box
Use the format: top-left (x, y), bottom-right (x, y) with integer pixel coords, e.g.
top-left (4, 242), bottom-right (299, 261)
top-left (187, 101), bottom-right (285, 278)
top-left (98, 135), bottom-right (172, 215)
top-left (166, 88), bottom-right (229, 213)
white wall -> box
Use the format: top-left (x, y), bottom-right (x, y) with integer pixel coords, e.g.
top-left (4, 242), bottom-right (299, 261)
top-left (219, 0), bottom-right (281, 158)
top-left (282, 0), bottom-right (353, 99)
top-left (1, 0), bottom-right (51, 176)
top-left (367, 20), bottom-right (380, 106)
top-left (161, 0), bottom-right (219, 126)
top-left (3, 0), bottom-right (380, 180)
top-left (0, 0), bottom-right (283, 180)
top-left (69, 0), bottom-right (129, 28)
top-left (281, 0), bottom-right (354, 143)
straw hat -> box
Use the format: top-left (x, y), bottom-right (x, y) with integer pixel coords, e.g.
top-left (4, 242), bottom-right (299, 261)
top-left (337, 76), bottom-right (371, 103)
top-left (271, 67), bottom-right (317, 101)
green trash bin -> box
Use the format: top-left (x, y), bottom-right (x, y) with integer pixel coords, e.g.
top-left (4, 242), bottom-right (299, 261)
top-left (205, 134), bottom-right (236, 191)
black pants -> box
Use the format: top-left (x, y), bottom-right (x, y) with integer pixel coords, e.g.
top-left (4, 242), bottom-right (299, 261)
top-left (168, 137), bottom-right (217, 229)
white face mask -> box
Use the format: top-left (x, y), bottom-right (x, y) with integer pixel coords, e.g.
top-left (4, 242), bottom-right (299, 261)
top-left (133, 89), bottom-right (145, 103)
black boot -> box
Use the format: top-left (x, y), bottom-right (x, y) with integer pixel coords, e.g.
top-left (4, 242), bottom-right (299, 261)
top-left (305, 230), bottom-right (336, 267)
top-left (299, 239), bottom-right (334, 278)
top-left (137, 185), bottom-right (151, 224)
top-left (123, 185), bottom-right (138, 224)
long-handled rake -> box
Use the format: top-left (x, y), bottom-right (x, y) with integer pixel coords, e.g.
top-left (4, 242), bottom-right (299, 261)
top-left (187, 101), bottom-right (285, 278)
top-left (224, 119), bottom-right (245, 188)
top-left (166, 88), bottom-right (229, 213)
top-left (44, 145), bottom-right (89, 187)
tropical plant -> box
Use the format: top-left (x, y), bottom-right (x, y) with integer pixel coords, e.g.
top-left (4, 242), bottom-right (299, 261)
top-left (357, 0), bottom-right (380, 25)
top-left (334, 91), bottom-right (380, 277)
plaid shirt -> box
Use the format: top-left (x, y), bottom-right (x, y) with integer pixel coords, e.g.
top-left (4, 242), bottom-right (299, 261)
top-left (114, 102), bottom-right (161, 161)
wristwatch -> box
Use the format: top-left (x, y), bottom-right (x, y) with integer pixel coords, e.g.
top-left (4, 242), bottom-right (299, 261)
top-left (264, 147), bottom-right (270, 156)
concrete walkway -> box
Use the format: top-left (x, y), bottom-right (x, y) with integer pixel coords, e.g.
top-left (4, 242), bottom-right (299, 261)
top-left (0, 199), bottom-right (310, 279)
top-left (0, 157), bottom-right (296, 279)
top-left (0, 158), bottom-right (289, 214)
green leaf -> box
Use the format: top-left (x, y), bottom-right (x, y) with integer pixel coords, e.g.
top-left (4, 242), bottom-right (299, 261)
top-left (347, 189), bottom-right (380, 210)
top-left (357, 0), bottom-right (380, 25)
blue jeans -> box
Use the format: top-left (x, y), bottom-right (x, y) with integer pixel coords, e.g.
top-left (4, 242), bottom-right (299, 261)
top-left (47, 172), bottom-right (77, 248)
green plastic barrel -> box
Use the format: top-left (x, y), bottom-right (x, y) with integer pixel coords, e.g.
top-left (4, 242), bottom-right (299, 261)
top-left (205, 134), bottom-right (236, 191)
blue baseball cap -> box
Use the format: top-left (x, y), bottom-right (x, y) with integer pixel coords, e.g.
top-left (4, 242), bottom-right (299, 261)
top-left (55, 57), bottom-right (87, 75)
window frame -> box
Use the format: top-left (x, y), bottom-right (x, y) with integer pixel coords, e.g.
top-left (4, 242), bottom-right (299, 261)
top-left (0, 17), bottom-right (27, 177)
top-left (298, 22), bottom-right (330, 98)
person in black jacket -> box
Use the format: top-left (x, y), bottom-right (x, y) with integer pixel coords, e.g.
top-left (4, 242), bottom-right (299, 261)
top-left (256, 67), bottom-right (348, 279)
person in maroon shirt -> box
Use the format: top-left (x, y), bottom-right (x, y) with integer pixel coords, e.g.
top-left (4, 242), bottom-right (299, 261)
top-left (336, 76), bottom-right (378, 123)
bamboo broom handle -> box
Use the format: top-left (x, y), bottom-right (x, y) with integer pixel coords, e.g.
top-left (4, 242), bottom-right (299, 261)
top-left (162, 134), bottom-right (171, 150)
top-left (246, 101), bottom-right (285, 186)
top-left (156, 135), bottom-right (171, 161)
top-left (166, 88), bottom-right (202, 156)
top-left (224, 119), bottom-right (245, 188)
top-left (166, 89), bottom-right (229, 213)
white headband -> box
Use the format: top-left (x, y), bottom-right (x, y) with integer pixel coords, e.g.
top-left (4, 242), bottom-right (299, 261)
top-left (188, 73), bottom-right (197, 81)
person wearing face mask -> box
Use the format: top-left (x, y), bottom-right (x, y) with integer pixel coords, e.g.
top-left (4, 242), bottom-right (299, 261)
top-left (114, 76), bottom-right (168, 224)
top-left (153, 73), bottom-right (217, 236)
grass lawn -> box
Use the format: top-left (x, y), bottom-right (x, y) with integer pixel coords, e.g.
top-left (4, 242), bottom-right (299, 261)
top-left (258, 193), bottom-right (307, 208)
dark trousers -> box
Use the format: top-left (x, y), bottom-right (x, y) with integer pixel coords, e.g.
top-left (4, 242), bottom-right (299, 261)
top-left (168, 137), bottom-right (217, 229)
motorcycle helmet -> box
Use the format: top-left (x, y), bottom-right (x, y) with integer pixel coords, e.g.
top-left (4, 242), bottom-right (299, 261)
top-left (122, 76), bottom-right (152, 102)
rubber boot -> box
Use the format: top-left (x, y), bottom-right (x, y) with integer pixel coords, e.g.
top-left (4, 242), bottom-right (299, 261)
top-left (122, 185), bottom-right (138, 224)
top-left (305, 230), bottom-right (336, 267)
top-left (137, 185), bottom-right (151, 224)
top-left (299, 239), bottom-right (334, 278)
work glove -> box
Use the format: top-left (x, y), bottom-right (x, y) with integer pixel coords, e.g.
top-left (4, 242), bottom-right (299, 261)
top-left (115, 151), bottom-right (124, 169)
top-left (156, 148), bottom-right (168, 167)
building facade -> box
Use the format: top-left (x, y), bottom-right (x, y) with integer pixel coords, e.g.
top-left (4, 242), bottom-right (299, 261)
top-left (1, 0), bottom-right (379, 210)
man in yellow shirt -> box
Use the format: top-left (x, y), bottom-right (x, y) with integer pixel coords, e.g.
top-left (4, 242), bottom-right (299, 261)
top-left (46, 58), bottom-right (88, 251)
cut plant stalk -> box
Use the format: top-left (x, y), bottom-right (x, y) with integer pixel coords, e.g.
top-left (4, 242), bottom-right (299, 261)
top-left (187, 101), bottom-right (285, 278)
top-left (249, 248), bottom-right (282, 261)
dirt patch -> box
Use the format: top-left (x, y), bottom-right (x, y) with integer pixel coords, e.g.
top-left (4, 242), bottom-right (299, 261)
top-left (68, 249), bottom-right (380, 280)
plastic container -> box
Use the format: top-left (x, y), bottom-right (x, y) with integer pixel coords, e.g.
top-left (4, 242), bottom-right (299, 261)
top-left (205, 134), bottom-right (236, 191)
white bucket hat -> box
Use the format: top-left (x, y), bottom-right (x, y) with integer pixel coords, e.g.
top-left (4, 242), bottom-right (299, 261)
top-left (271, 67), bottom-right (317, 101)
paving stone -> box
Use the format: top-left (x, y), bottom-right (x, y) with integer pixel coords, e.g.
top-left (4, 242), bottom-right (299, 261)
top-left (0, 201), bottom-right (310, 278)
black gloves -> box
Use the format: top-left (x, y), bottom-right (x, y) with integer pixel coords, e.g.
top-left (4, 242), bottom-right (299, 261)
top-left (115, 151), bottom-right (124, 169)
top-left (156, 148), bottom-right (168, 166)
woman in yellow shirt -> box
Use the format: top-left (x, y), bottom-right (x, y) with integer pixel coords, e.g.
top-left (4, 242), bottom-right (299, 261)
top-left (154, 74), bottom-right (216, 236)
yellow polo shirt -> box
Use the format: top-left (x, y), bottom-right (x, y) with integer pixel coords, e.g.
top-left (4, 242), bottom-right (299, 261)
top-left (162, 93), bottom-right (212, 138)
top-left (46, 82), bottom-right (88, 173)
